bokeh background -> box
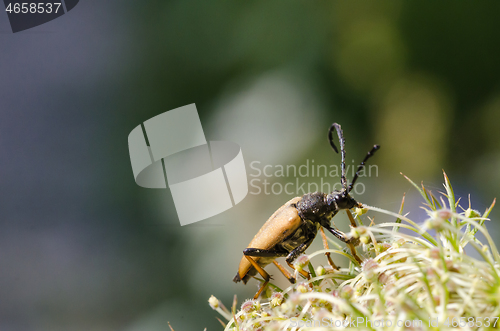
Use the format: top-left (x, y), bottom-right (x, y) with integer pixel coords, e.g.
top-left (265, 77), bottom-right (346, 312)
top-left (1, 1), bottom-right (500, 330)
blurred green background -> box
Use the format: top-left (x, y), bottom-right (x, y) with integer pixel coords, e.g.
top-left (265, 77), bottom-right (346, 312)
top-left (1, 1), bottom-right (500, 330)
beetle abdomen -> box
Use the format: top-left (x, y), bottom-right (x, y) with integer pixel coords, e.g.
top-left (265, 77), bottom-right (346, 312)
top-left (280, 220), bottom-right (319, 253)
top-left (234, 197), bottom-right (302, 283)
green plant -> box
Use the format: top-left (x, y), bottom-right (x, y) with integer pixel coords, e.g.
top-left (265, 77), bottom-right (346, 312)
top-left (209, 172), bottom-right (498, 330)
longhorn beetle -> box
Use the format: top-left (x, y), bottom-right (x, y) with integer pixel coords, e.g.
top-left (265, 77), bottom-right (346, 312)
top-left (233, 123), bottom-right (380, 299)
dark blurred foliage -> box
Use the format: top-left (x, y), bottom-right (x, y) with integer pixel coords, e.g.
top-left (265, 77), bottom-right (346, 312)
top-left (1, 1), bottom-right (500, 330)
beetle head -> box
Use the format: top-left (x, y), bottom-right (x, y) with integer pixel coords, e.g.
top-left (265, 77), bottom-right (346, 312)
top-left (326, 191), bottom-right (360, 210)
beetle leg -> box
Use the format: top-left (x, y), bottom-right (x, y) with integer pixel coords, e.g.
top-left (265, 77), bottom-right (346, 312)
top-left (323, 224), bottom-right (363, 264)
top-left (285, 239), bottom-right (314, 264)
top-left (244, 256), bottom-right (270, 299)
top-left (346, 209), bottom-right (358, 228)
top-left (285, 234), bottom-right (316, 280)
top-left (324, 225), bottom-right (359, 246)
top-left (243, 248), bottom-right (288, 298)
top-left (286, 260), bottom-right (310, 280)
top-left (345, 210), bottom-right (363, 263)
top-left (324, 225), bottom-right (349, 242)
top-left (319, 227), bottom-right (339, 270)
top-left (272, 260), bottom-right (296, 284)
top-left (243, 249), bottom-right (297, 284)
top-left (347, 242), bottom-right (363, 264)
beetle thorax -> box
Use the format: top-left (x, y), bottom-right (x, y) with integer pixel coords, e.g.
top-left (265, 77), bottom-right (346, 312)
top-left (296, 192), bottom-right (332, 222)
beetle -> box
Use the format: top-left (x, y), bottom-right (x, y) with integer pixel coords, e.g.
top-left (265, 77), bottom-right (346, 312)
top-left (233, 123), bottom-right (380, 299)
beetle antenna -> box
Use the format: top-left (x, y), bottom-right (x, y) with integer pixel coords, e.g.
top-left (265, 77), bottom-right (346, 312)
top-left (328, 124), bottom-right (339, 154)
top-left (329, 123), bottom-right (347, 192)
top-left (347, 145), bottom-right (380, 194)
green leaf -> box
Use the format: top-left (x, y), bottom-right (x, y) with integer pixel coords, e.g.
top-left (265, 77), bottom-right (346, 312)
top-left (443, 171), bottom-right (457, 226)
top-left (472, 198), bottom-right (496, 236)
top-left (392, 193), bottom-right (405, 232)
top-left (429, 191), bottom-right (443, 210)
top-left (308, 262), bottom-right (319, 286)
top-left (401, 173), bottom-right (433, 208)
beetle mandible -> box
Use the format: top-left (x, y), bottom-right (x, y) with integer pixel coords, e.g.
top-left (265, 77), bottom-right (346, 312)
top-left (233, 123), bottom-right (380, 299)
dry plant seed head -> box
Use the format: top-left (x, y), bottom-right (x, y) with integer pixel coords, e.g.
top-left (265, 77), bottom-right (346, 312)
top-left (210, 173), bottom-right (499, 331)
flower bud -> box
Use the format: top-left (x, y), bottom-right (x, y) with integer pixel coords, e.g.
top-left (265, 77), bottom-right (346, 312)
top-left (428, 247), bottom-right (441, 259)
top-left (465, 208), bottom-right (481, 219)
top-left (208, 295), bottom-right (219, 309)
top-left (377, 243), bottom-right (391, 252)
top-left (356, 206), bottom-right (369, 215)
top-left (316, 265), bottom-right (327, 276)
top-left (362, 259), bottom-right (379, 281)
top-left (293, 255), bottom-right (310, 272)
top-left (241, 299), bottom-right (255, 313)
top-left (340, 285), bottom-right (354, 299)
top-left (392, 238), bottom-right (406, 249)
top-left (270, 292), bottom-right (284, 307)
top-left (378, 272), bottom-right (389, 284)
top-left (297, 284), bottom-right (309, 293)
top-left (437, 209), bottom-right (452, 220)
